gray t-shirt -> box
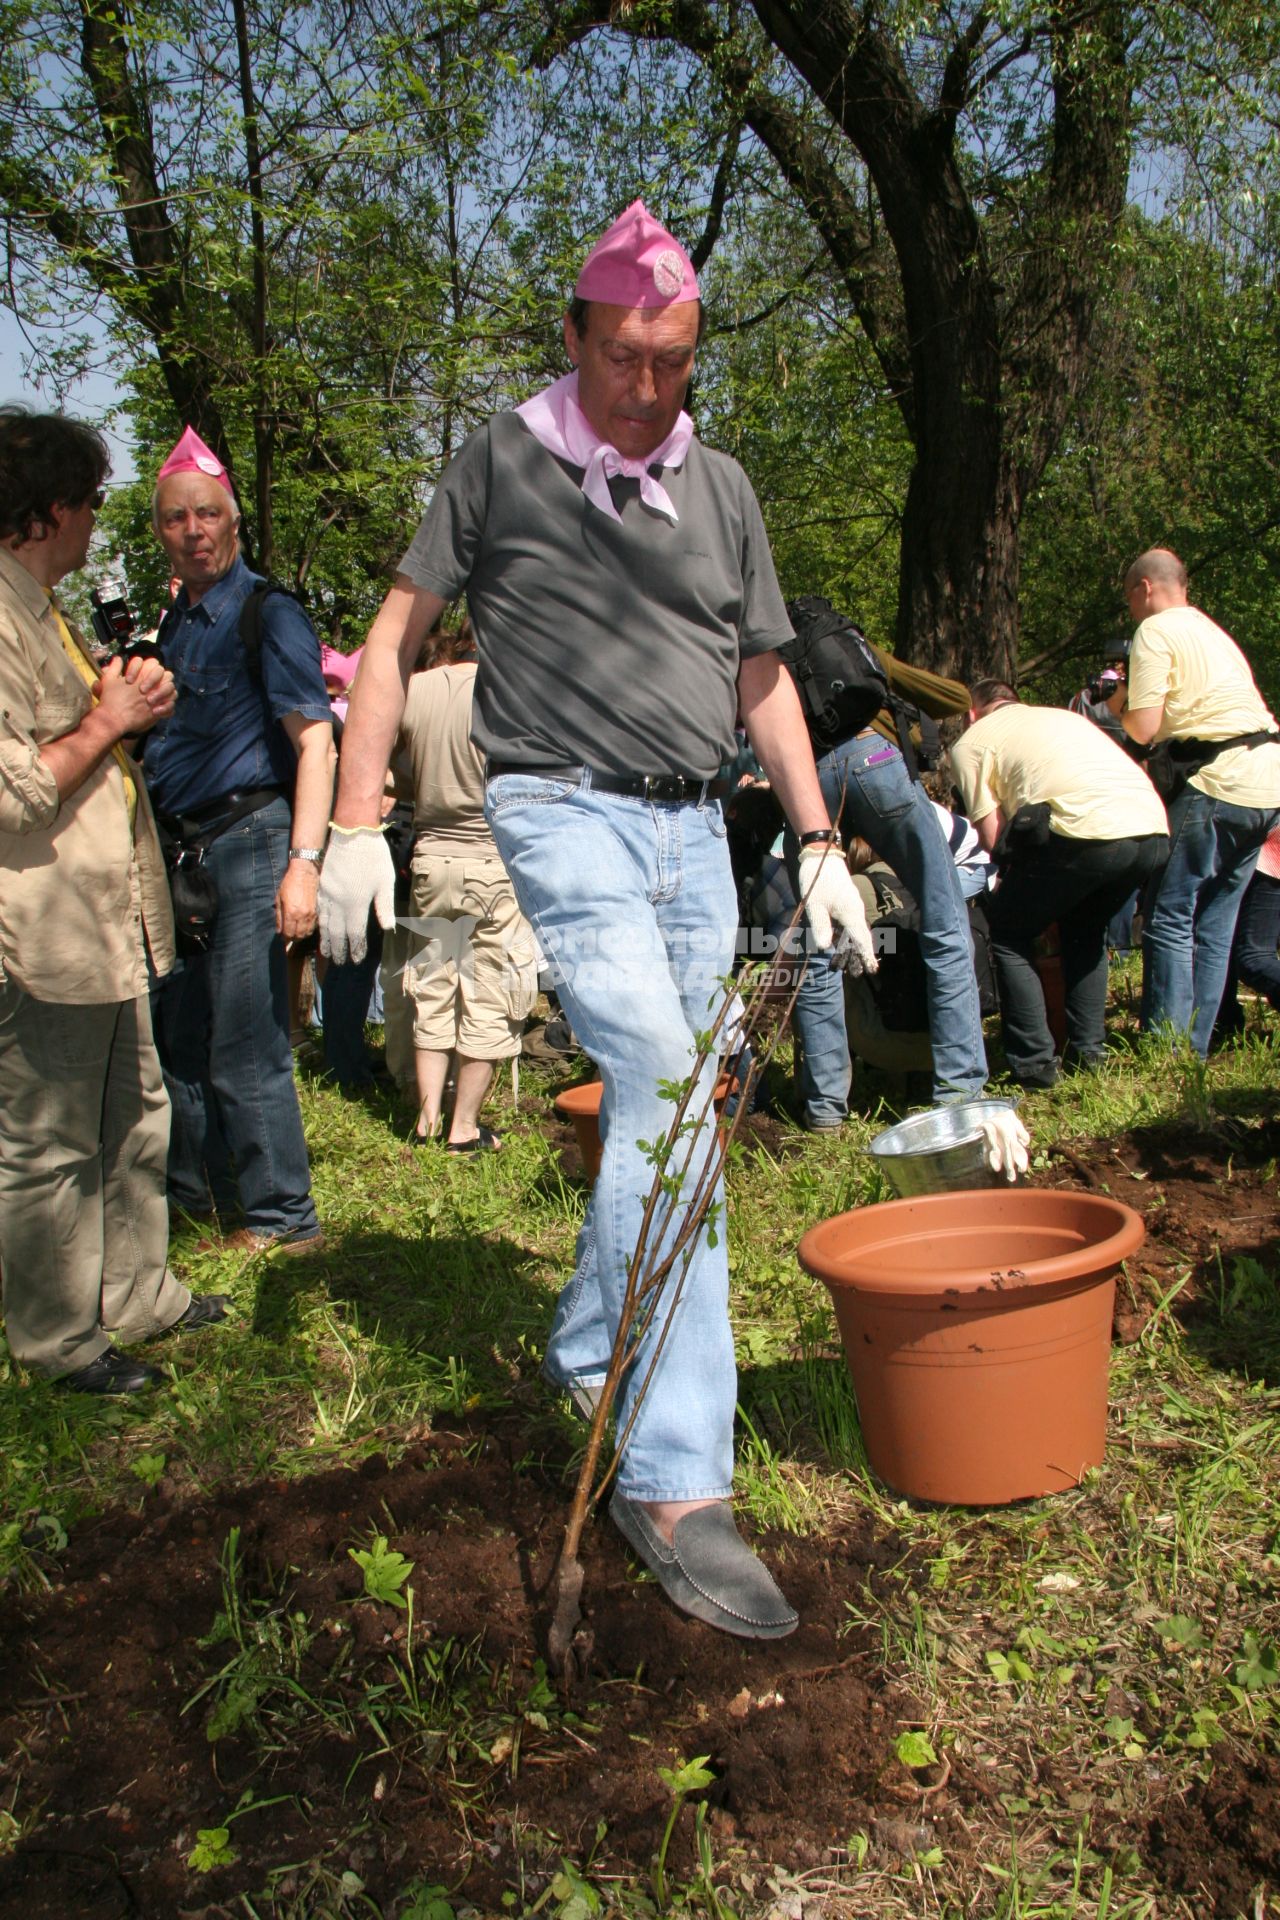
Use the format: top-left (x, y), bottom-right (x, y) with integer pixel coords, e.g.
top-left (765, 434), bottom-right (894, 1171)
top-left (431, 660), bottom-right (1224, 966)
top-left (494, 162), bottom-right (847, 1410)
top-left (398, 412), bottom-right (792, 777)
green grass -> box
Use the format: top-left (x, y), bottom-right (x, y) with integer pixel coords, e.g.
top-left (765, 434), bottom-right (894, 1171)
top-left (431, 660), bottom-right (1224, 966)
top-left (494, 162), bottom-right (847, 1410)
top-left (2, 1020), bottom-right (1279, 1916)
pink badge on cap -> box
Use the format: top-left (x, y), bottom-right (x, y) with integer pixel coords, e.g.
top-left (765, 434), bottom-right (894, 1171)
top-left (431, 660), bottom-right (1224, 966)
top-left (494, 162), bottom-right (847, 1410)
top-left (156, 425), bottom-right (234, 494)
top-left (575, 200), bottom-right (699, 309)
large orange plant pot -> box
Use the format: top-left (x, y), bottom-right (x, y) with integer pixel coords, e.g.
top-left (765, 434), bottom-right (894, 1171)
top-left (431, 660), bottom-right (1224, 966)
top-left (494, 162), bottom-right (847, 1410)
top-left (553, 1081), bottom-right (607, 1184)
top-left (554, 1076), bottom-right (737, 1187)
top-left (798, 1188), bottom-right (1145, 1505)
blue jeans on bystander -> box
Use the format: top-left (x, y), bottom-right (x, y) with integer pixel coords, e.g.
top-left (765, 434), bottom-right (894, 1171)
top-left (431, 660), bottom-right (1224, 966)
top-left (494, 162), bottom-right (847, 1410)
top-left (152, 797), bottom-right (319, 1235)
top-left (787, 732), bottom-right (987, 1121)
top-left (1141, 786), bottom-right (1280, 1056)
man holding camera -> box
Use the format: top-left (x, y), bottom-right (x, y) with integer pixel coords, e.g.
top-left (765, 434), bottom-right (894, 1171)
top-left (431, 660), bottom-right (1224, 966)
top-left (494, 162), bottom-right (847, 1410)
top-left (145, 428), bottom-right (334, 1251)
top-left (0, 407), bottom-right (227, 1391)
top-left (1069, 637), bottom-right (1130, 746)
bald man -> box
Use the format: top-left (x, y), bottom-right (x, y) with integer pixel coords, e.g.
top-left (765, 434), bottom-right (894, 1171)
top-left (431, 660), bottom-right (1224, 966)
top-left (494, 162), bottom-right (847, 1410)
top-left (1118, 547), bottom-right (1280, 1054)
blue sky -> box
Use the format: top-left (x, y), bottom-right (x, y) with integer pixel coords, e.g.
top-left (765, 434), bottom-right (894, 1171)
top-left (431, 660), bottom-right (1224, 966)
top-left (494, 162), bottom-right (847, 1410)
top-left (1, 304), bottom-right (138, 485)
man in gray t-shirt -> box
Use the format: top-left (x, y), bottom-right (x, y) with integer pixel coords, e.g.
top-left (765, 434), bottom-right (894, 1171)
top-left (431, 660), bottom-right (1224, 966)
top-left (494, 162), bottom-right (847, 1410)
top-left (319, 201), bottom-right (875, 1642)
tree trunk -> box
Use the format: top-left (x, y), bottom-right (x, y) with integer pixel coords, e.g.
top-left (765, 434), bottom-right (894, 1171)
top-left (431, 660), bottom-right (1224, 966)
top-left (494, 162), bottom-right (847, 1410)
top-left (231, 0), bottom-right (274, 572)
top-left (78, 0), bottom-right (238, 488)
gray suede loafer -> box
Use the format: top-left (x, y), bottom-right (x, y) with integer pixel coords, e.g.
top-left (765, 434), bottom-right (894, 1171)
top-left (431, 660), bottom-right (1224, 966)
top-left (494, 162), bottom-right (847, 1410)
top-left (611, 1494), bottom-right (798, 1640)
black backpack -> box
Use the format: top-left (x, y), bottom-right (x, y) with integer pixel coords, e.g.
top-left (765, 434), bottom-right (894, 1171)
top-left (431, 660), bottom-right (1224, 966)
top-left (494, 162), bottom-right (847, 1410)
top-left (781, 596), bottom-right (890, 757)
top-left (236, 579), bottom-right (313, 688)
top-left (780, 595), bottom-right (942, 782)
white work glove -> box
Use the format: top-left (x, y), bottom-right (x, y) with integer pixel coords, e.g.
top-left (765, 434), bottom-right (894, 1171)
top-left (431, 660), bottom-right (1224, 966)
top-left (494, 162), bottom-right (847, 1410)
top-left (797, 844), bottom-right (878, 978)
top-left (317, 826), bottom-right (396, 964)
top-left (979, 1108), bottom-right (1031, 1182)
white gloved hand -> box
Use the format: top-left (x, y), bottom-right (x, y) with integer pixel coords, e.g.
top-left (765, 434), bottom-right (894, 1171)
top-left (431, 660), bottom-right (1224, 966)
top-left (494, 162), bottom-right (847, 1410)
top-left (797, 844), bottom-right (878, 977)
top-left (317, 826), bottom-right (396, 964)
top-left (979, 1108), bottom-right (1031, 1182)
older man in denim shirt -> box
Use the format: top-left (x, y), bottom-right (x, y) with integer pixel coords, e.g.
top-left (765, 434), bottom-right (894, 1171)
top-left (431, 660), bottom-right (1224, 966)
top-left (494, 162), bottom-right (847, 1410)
top-left (145, 430), bottom-right (334, 1253)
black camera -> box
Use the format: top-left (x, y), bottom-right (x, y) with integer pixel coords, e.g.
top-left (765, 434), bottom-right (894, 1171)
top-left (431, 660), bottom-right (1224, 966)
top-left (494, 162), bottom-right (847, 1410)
top-left (88, 578), bottom-right (134, 660)
top-left (88, 579), bottom-right (164, 668)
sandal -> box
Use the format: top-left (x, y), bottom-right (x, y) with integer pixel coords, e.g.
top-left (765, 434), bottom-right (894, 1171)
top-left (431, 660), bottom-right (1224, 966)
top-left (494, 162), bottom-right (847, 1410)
top-left (445, 1125), bottom-right (502, 1155)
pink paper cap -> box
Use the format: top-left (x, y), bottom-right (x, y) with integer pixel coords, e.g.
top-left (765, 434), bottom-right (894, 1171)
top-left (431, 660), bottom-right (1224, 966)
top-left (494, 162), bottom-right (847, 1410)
top-left (574, 200), bottom-right (699, 309)
top-left (156, 425), bottom-right (234, 494)
top-left (320, 644), bottom-right (360, 689)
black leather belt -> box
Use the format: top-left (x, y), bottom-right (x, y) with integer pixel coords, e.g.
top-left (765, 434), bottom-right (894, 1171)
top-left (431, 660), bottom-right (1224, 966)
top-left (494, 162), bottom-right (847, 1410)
top-left (486, 761), bottom-right (723, 804)
top-left (159, 784), bottom-right (285, 837)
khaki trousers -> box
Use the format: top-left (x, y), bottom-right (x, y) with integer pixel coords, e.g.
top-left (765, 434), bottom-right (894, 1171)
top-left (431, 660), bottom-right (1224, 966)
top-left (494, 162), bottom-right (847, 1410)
top-left (0, 981), bottom-right (189, 1378)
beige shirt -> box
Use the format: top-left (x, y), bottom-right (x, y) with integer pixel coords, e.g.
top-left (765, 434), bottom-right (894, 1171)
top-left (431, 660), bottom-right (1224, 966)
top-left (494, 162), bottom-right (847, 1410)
top-left (397, 661), bottom-right (497, 856)
top-left (0, 549), bottom-right (174, 1001)
top-left (1127, 604), bottom-right (1280, 807)
top-left (952, 702), bottom-right (1168, 843)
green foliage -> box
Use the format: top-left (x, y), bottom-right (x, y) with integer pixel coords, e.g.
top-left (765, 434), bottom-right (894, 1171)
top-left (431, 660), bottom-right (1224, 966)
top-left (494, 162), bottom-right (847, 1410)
top-left (894, 1729), bottom-right (939, 1769)
top-left (348, 1531), bottom-right (415, 1609)
top-left (187, 1826), bottom-right (237, 1871)
top-left (1236, 1631), bottom-right (1280, 1692)
top-left (1019, 207), bottom-right (1280, 702)
top-left (653, 1754), bottom-right (715, 1909)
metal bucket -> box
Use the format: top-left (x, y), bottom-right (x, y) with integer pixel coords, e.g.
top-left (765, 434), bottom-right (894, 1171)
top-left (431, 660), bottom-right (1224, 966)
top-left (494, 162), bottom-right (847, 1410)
top-left (866, 1098), bottom-right (1021, 1198)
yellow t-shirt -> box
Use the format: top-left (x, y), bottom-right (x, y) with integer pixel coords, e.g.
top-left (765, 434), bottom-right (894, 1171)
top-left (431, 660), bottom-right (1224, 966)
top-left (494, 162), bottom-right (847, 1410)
top-left (1127, 605), bottom-right (1280, 807)
top-left (951, 703), bottom-right (1168, 842)
top-left (50, 601), bottom-right (137, 829)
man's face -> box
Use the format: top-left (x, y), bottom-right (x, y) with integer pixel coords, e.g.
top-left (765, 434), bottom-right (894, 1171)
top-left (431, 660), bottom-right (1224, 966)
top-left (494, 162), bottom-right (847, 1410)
top-left (564, 300), bottom-right (700, 461)
top-left (1125, 577), bottom-right (1153, 624)
top-left (155, 473), bottom-right (241, 591)
top-left (48, 494), bottom-right (98, 579)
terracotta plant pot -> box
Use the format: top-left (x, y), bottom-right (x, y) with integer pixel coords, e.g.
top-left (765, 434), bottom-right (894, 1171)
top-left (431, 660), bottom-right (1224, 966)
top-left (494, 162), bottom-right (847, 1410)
top-left (797, 1187), bottom-right (1145, 1505)
top-left (553, 1080), bottom-right (607, 1185)
top-left (554, 1076), bottom-right (737, 1187)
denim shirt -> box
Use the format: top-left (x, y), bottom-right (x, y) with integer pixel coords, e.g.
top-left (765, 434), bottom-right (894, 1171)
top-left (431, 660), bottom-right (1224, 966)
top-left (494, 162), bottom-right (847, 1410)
top-left (144, 555), bottom-right (332, 815)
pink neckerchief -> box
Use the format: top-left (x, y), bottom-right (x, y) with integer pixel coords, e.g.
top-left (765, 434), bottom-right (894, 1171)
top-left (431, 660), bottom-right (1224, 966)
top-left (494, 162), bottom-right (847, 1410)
top-left (515, 371), bottom-right (693, 525)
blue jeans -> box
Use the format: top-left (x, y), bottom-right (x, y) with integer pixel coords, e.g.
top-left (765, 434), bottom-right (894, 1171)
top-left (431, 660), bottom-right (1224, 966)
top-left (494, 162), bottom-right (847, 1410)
top-left (486, 771), bottom-right (739, 1503)
top-left (788, 734), bottom-right (987, 1118)
top-left (152, 797), bottom-right (319, 1234)
top-left (1215, 870), bottom-right (1280, 1040)
top-left (1141, 787), bottom-right (1280, 1056)
top-left (318, 929), bottom-right (383, 1085)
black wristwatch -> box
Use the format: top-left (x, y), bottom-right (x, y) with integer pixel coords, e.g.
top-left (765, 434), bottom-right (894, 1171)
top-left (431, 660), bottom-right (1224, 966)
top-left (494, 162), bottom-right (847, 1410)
top-left (799, 828), bottom-right (843, 850)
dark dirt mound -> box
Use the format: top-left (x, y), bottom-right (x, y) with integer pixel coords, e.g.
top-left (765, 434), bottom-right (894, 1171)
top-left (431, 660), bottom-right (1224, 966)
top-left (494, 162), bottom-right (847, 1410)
top-left (1145, 1748), bottom-right (1280, 1916)
top-left (0, 1426), bottom-right (966, 1917)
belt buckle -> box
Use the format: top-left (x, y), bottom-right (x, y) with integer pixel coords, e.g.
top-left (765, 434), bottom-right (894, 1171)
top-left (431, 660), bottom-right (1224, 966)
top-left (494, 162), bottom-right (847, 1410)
top-left (642, 773), bottom-right (663, 802)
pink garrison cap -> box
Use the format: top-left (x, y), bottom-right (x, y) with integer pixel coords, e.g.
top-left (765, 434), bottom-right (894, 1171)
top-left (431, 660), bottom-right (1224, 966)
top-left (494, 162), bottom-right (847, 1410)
top-left (156, 425), bottom-right (234, 494)
top-left (574, 200), bottom-right (699, 309)
top-left (320, 644), bottom-right (360, 689)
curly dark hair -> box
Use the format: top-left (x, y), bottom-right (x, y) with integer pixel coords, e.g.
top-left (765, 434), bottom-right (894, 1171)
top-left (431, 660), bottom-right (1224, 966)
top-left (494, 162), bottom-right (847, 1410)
top-left (421, 615), bottom-right (477, 670)
top-left (0, 405), bottom-right (111, 544)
